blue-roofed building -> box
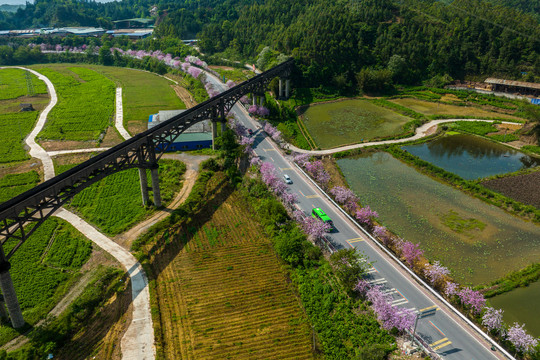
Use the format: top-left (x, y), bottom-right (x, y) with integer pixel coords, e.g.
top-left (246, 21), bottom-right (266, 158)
top-left (149, 110), bottom-right (213, 151)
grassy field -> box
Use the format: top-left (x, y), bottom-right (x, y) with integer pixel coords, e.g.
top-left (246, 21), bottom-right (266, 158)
top-left (33, 65), bottom-right (115, 142)
top-left (65, 159), bottom-right (186, 235)
top-left (0, 68), bottom-right (48, 164)
top-left (391, 98), bottom-right (522, 120)
top-left (301, 99), bottom-right (411, 148)
top-left (0, 68), bottom-right (47, 100)
top-left (0, 217), bottom-right (92, 345)
top-left (209, 66), bottom-right (253, 83)
top-left (0, 112), bottom-right (39, 164)
top-left (145, 173), bottom-right (314, 360)
top-left (89, 65), bottom-right (186, 135)
top-left (0, 171), bottom-right (40, 203)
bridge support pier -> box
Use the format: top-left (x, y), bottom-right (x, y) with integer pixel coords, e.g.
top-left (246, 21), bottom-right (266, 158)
top-left (138, 168), bottom-right (149, 206)
top-left (221, 120), bottom-right (226, 133)
top-left (259, 95), bottom-right (264, 107)
top-left (279, 79), bottom-right (283, 98)
top-left (150, 165), bottom-right (161, 208)
top-left (252, 93), bottom-right (256, 106)
top-left (0, 261), bottom-right (24, 328)
top-left (285, 79), bottom-right (290, 99)
top-left (212, 120), bottom-right (218, 150)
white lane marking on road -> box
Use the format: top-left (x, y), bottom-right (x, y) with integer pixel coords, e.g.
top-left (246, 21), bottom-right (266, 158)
top-left (367, 278), bottom-right (387, 285)
top-left (391, 298), bottom-right (409, 306)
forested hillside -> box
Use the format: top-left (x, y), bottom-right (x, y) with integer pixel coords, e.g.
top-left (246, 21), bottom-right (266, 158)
top-left (197, 0), bottom-right (540, 86)
top-left (0, 0), bottom-right (537, 87)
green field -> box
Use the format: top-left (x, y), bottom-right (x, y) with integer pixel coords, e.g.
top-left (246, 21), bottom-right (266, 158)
top-left (301, 99), bottom-right (411, 148)
top-left (0, 112), bottom-right (39, 163)
top-left (89, 65), bottom-right (186, 135)
top-left (391, 98), bottom-right (521, 120)
top-left (33, 66), bottom-right (115, 141)
top-left (0, 217), bottom-right (92, 344)
top-left (0, 68), bottom-right (47, 100)
top-left (0, 171), bottom-right (40, 203)
top-left (66, 159), bottom-right (186, 235)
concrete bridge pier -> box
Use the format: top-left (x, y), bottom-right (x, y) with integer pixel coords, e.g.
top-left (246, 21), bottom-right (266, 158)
top-left (221, 120), bottom-right (226, 133)
top-left (252, 93), bottom-right (256, 106)
top-left (279, 79), bottom-right (283, 98)
top-left (285, 79), bottom-right (290, 99)
top-left (259, 95), bottom-right (264, 107)
top-left (150, 164), bottom-right (161, 208)
top-left (0, 259), bottom-right (24, 328)
top-left (212, 120), bottom-right (218, 150)
top-left (138, 168), bottom-right (149, 206)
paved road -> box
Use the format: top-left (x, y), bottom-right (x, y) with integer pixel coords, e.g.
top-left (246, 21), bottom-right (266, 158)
top-left (204, 72), bottom-right (510, 360)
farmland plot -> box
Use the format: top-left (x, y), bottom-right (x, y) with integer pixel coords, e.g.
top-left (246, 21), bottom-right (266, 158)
top-left (0, 68), bottom-right (47, 100)
top-left (0, 171), bottom-right (40, 203)
top-left (89, 65), bottom-right (185, 135)
top-left (34, 66), bottom-right (115, 141)
top-left (147, 174), bottom-right (314, 360)
top-left (67, 159), bottom-right (186, 235)
top-left (0, 109), bottom-right (39, 164)
top-left (0, 217), bottom-right (92, 344)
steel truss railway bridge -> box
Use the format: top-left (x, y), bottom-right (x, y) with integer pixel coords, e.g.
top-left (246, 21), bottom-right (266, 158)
top-left (0, 59), bottom-right (293, 328)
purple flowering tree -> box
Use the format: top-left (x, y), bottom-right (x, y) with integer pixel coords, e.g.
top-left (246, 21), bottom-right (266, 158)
top-left (482, 307), bottom-right (503, 334)
top-left (506, 322), bottom-right (538, 354)
top-left (187, 66), bottom-right (202, 79)
top-left (240, 136), bottom-right (254, 153)
top-left (304, 160), bottom-right (331, 189)
top-left (424, 261), bottom-right (450, 285)
top-left (458, 287), bottom-right (486, 315)
top-left (293, 153), bottom-right (311, 167)
top-left (355, 206), bottom-right (378, 228)
top-left (373, 225), bottom-right (392, 246)
top-left (400, 241), bottom-right (424, 268)
top-left (250, 157), bottom-right (262, 168)
top-left (330, 186), bottom-right (359, 205)
top-left (354, 279), bottom-right (371, 296)
top-left (226, 80), bottom-right (236, 89)
top-left (366, 286), bottom-right (415, 332)
top-left (444, 281), bottom-right (458, 297)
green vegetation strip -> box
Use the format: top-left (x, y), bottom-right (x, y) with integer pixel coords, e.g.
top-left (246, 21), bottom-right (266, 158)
top-left (67, 159), bottom-right (186, 236)
top-left (0, 68), bottom-right (47, 100)
top-left (0, 171), bottom-right (40, 203)
top-left (35, 66), bottom-right (115, 141)
top-left (0, 112), bottom-right (39, 163)
top-left (475, 263), bottom-right (540, 298)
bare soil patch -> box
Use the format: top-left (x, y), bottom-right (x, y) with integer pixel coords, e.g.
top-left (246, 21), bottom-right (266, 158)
top-left (100, 125), bottom-right (124, 147)
top-left (172, 85), bottom-right (197, 109)
top-left (482, 171), bottom-right (540, 208)
top-left (127, 120), bottom-right (147, 137)
top-left (209, 65), bottom-right (235, 71)
top-left (0, 160), bottom-right (42, 179)
top-left (52, 152), bottom-right (95, 167)
top-left (40, 139), bottom-right (99, 151)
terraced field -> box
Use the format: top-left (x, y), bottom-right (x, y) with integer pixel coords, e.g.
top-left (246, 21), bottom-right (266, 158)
top-left (149, 174), bottom-right (314, 360)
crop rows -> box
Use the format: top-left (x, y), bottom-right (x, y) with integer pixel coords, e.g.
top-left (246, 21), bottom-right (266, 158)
top-left (0, 68), bottom-right (47, 100)
top-left (0, 111), bottom-right (39, 163)
top-left (151, 188), bottom-right (314, 360)
top-left (0, 171), bottom-right (40, 203)
top-left (35, 66), bottom-right (115, 141)
top-left (67, 159), bottom-right (185, 235)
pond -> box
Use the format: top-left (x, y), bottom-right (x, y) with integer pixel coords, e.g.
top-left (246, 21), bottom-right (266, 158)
top-left (337, 152), bottom-right (540, 286)
top-left (489, 281), bottom-right (540, 337)
top-left (402, 134), bottom-right (540, 180)
top-left (301, 100), bottom-right (411, 149)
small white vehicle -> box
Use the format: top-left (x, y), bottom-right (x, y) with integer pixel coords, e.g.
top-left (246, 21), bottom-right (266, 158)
top-left (283, 174), bottom-right (292, 184)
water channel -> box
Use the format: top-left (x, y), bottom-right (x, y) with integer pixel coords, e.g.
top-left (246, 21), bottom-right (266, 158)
top-left (401, 134), bottom-right (540, 180)
top-left (337, 152), bottom-right (540, 286)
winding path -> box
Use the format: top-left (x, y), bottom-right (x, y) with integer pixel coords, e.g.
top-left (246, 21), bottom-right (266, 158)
top-left (288, 119), bottom-right (523, 155)
top-left (8, 67), bottom-right (155, 359)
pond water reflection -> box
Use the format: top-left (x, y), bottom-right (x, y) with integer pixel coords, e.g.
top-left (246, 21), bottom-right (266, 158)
top-left (337, 152), bottom-right (540, 285)
top-left (402, 134), bottom-right (540, 180)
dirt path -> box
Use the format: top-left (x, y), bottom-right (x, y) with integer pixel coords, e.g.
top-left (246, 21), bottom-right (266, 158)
top-left (173, 85), bottom-right (197, 109)
top-left (115, 154), bottom-right (210, 249)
